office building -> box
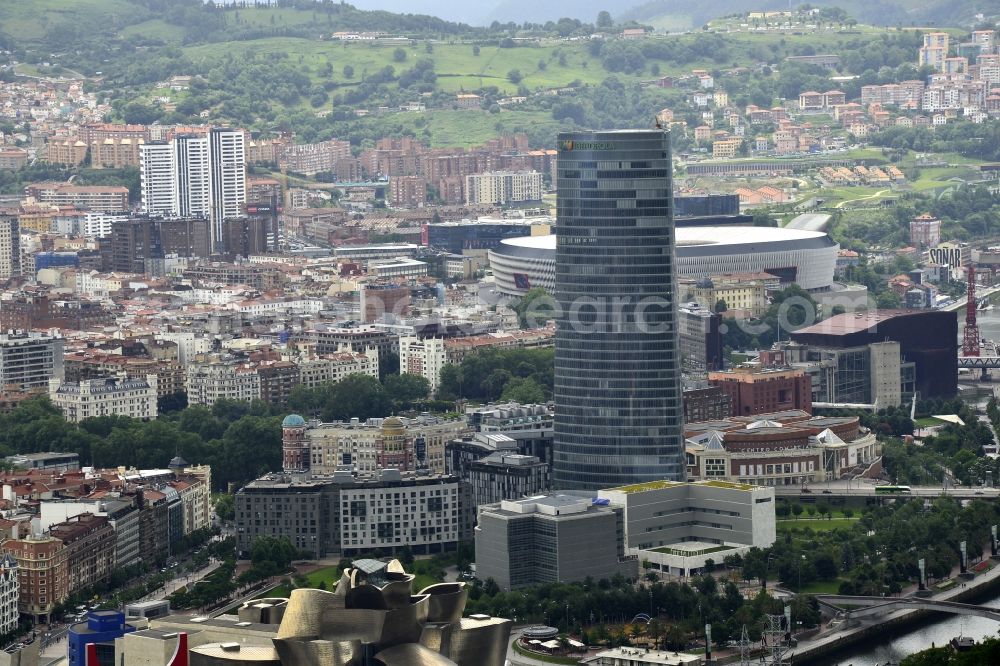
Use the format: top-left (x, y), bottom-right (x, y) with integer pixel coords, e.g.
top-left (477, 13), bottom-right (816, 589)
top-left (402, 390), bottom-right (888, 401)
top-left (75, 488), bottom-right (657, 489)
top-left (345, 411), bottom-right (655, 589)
top-left (467, 452), bottom-right (549, 512)
top-left (677, 304), bottom-right (723, 371)
top-left (139, 128), bottom-right (246, 251)
top-left (49, 375), bottom-right (158, 422)
top-left (0, 331), bottom-right (64, 390)
top-left (681, 386), bottom-right (732, 423)
top-left (790, 310), bottom-right (957, 400)
top-left (108, 217), bottom-right (210, 274)
top-left (552, 129), bottom-right (684, 489)
top-left (708, 367), bottom-right (812, 417)
top-left (0, 214), bottom-right (20, 279)
top-left (598, 480), bottom-right (776, 577)
top-left (474, 495), bottom-right (635, 590)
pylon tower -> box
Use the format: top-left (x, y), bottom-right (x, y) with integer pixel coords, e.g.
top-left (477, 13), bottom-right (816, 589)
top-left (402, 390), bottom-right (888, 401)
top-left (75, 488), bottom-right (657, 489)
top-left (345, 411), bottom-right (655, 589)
top-left (738, 624), bottom-right (753, 666)
top-left (964, 264), bottom-right (981, 357)
top-left (764, 614), bottom-right (788, 666)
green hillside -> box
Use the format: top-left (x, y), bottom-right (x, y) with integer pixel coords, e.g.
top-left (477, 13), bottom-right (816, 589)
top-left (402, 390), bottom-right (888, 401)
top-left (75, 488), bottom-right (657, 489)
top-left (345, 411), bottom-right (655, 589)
top-left (624, 0), bottom-right (996, 29)
top-left (0, 0), bottom-right (966, 150)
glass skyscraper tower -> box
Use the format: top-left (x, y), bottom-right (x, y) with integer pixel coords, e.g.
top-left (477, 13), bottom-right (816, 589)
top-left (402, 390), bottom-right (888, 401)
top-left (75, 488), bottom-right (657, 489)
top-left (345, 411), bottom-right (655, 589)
top-left (552, 129), bottom-right (685, 489)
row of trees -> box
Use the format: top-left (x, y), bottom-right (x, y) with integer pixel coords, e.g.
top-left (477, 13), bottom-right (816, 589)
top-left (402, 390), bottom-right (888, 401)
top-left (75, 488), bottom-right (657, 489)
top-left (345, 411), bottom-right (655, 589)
top-left (0, 396), bottom-right (281, 491)
top-left (437, 347), bottom-right (554, 404)
top-left (466, 572), bottom-right (793, 647)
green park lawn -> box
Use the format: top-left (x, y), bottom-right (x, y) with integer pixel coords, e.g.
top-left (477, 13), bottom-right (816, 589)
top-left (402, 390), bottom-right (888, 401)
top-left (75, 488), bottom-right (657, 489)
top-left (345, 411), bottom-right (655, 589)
top-left (790, 579), bottom-right (843, 594)
top-left (777, 517), bottom-right (859, 533)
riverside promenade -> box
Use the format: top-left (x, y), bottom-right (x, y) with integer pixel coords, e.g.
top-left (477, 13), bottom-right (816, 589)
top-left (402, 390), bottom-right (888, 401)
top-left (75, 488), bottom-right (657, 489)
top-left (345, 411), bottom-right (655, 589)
top-left (786, 553), bottom-right (1000, 663)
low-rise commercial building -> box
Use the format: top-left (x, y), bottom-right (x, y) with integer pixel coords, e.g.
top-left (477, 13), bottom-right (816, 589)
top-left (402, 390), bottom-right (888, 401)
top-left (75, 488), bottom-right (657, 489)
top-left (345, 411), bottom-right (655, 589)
top-left (684, 410), bottom-right (879, 486)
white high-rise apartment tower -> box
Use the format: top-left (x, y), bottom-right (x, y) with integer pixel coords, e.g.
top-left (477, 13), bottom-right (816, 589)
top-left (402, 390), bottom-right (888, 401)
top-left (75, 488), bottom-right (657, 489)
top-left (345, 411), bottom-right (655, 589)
top-left (139, 128), bottom-right (246, 251)
top-left (209, 128), bottom-right (247, 247)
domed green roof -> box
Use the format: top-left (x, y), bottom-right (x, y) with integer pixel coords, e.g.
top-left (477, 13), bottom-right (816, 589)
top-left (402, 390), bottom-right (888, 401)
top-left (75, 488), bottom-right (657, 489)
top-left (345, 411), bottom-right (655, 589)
top-left (282, 414), bottom-right (306, 427)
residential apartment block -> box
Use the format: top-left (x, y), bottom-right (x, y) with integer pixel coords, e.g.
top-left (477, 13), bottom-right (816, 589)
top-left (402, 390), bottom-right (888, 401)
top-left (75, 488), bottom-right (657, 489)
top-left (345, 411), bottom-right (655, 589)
top-left (399, 336), bottom-right (447, 394)
top-left (0, 331), bottom-right (65, 390)
top-left (465, 171), bottom-right (543, 205)
top-left (235, 469), bottom-right (469, 559)
top-left (49, 375), bottom-right (158, 422)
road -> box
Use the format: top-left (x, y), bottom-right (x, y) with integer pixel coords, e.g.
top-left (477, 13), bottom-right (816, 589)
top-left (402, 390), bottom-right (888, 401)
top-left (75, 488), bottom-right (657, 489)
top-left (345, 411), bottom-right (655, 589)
top-left (834, 189), bottom-right (889, 208)
top-left (776, 479), bottom-right (1000, 500)
top-left (39, 560), bottom-right (222, 660)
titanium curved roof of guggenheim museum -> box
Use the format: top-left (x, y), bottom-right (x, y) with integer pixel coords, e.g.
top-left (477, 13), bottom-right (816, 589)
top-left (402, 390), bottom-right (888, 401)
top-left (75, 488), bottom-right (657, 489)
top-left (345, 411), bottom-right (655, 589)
top-left (488, 226), bottom-right (840, 294)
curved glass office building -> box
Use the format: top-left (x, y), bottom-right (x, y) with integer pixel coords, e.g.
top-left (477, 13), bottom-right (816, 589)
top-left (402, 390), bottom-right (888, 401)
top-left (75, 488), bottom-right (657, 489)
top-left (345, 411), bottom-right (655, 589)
top-left (552, 129), bottom-right (685, 489)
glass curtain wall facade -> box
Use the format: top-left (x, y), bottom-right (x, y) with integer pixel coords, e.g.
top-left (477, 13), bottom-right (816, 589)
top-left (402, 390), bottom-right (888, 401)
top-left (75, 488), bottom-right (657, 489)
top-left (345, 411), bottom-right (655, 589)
top-left (552, 129), bottom-right (685, 489)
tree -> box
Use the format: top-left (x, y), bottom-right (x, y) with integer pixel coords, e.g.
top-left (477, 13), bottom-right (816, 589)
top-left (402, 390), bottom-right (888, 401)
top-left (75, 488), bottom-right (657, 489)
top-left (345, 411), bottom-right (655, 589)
top-left (437, 365), bottom-right (463, 401)
top-left (383, 373), bottom-right (431, 407)
top-left (481, 369), bottom-right (513, 401)
top-left (507, 69), bottom-right (523, 84)
top-left (324, 374), bottom-right (392, 422)
top-left (472, 45), bottom-right (480, 56)
top-left (596, 11), bottom-right (614, 29)
top-left (791, 503), bottom-right (804, 517)
top-left (214, 494), bottom-right (235, 522)
top-left (250, 535), bottom-right (297, 571)
top-left (501, 377), bottom-right (546, 404)
top-left (714, 299), bottom-right (728, 313)
top-left (753, 211), bottom-right (778, 227)
top-left (393, 48), bottom-right (407, 62)
top-left (513, 287), bottom-right (555, 327)
top-left (343, 64), bottom-right (354, 78)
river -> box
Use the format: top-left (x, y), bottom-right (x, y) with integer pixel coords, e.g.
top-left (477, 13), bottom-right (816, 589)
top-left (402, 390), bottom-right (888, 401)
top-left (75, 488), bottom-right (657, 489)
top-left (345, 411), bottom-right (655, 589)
top-left (811, 592), bottom-right (1000, 665)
